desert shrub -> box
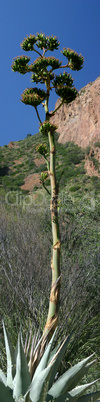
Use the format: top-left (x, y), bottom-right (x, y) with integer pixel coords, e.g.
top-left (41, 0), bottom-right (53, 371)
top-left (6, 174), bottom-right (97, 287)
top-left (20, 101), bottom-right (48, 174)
top-left (94, 141), bottom-right (100, 148)
top-left (91, 176), bottom-right (100, 192)
top-left (1, 174), bottom-right (24, 190)
top-left (35, 163), bottom-right (47, 173)
top-left (92, 156), bottom-right (100, 169)
top-left (69, 184), bottom-right (81, 191)
top-left (26, 133), bottom-right (32, 138)
top-left (85, 145), bottom-right (91, 155)
top-left (0, 202), bottom-right (51, 327)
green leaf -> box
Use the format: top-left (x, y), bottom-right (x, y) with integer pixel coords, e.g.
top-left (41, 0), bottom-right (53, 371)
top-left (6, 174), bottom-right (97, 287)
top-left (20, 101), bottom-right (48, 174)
top-left (70, 359), bottom-right (96, 390)
top-left (0, 380), bottom-right (14, 402)
top-left (48, 343), bottom-right (60, 364)
top-left (13, 331), bottom-right (31, 400)
top-left (0, 369), bottom-right (7, 386)
top-left (48, 354), bottom-right (95, 398)
top-left (2, 321), bottom-right (15, 388)
top-left (30, 362), bottom-right (54, 402)
top-left (68, 379), bottom-right (100, 399)
top-left (49, 334), bottom-right (72, 389)
top-left (54, 380), bottom-right (100, 402)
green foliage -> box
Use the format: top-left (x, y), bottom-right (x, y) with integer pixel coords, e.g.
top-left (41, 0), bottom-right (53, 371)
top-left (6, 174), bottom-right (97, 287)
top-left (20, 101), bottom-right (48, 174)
top-left (26, 134), bottom-right (32, 138)
top-left (94, 142), bottom-right (100, 148)
top-left (91, 176), bottom-right (100, 193)
top-left (69, 184), bottom-right (81, 192)
top-left (92, 156), bottom-right (100, 170)
top-left (1, 135), bottom-right (100, 195)
top-left (85, 146), bottom-right (91, 155)
top-left (2, 174), bottom-right (24, 190)
top-left (1, 323), bottom-right (100, 402)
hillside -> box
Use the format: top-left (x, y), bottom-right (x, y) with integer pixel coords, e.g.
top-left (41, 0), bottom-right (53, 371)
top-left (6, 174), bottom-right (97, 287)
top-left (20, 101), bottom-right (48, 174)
top-left (0, 134), bottom-right (100, 195)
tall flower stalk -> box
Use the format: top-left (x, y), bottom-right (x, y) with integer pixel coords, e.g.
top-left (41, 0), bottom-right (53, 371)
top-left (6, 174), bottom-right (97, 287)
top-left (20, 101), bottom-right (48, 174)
top-left (11, 33), bottom-right (84, 339)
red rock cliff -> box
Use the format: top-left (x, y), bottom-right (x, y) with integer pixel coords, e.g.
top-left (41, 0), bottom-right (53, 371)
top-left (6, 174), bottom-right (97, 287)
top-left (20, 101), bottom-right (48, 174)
top-left (51, 77), bottom-right (100, 148)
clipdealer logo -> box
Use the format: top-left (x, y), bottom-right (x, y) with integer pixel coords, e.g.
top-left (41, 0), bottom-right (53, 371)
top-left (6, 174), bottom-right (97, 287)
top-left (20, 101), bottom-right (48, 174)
top-left (5, 189), bottom-right (96, 212)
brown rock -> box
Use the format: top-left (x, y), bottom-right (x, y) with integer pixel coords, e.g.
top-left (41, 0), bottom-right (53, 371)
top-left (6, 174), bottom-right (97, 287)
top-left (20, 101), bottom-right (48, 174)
top-left (21, 173), bottom-right (40, 192)
top-left (50, 77), bottom-right (100, 148)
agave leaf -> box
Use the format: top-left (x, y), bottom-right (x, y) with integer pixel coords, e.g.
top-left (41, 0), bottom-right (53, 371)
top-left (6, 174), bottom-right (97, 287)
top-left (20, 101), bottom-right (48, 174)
top-left (0, 379), bottom-right (14, 402)
top-left (33, 328), bottom-right (57, 381)
top-left (48, 354), bottom-right (95, 398)
top-left (46, 393), bottom-right (67, 402)
top-left (29, 329), bottom-right (48, 368)
top-left (13, 330), bottom-right (31, 400)
top-left (68, 379), bottom-right (100, 399)
top-left (48, 343), bottom-right (60, 364)
top-left (24, 389), bottom-right (32, 401)
top-left (70, 359), bottom-right (96, 390)
top-left (48, 333), bottom-right (72, 390)
top-left (30, 361), bottom-right (55, 402)
top-left (2, 321), bottom-right (16, 388)
top-left (78, 390), bottom-right (100, 401)
top-left (54, 380), bottom-right (100, 402)
top-left (0, 369), bottom-right (7, 386)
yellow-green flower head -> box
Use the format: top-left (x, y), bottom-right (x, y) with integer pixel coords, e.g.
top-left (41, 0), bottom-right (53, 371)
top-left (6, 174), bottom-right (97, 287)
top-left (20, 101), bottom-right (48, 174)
top-left (21, 88), bottom-right (47, 107)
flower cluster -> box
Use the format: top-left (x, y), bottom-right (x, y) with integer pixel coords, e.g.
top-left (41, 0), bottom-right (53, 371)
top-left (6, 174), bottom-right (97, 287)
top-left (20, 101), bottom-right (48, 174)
top-left (11, 56), bottom-right (30, 74)
top-left (39, 121), bottom-right (57, 136)
top-left (30, 56), bottom-right (62, 74)
top-left (36, 143), bottom-right (48, 157)
top-left (41, 172), bottom-right (48, 183)
top-left (21, 88), bottom-right (47, 107)
top-left (21, 34), bottom-right (37, 51)
top-left (62, 48), bottom-right (84, 70)
top-left (55, 86), bottom-right (77, 103)
top-left (53, 72), bottom-right (74, 88)
top-left (36, 33), bottom-right (60, 51)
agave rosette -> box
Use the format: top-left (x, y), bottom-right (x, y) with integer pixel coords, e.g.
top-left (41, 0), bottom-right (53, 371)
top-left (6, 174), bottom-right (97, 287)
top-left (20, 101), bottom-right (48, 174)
top-left (0, 322), bottom-right (100, 402)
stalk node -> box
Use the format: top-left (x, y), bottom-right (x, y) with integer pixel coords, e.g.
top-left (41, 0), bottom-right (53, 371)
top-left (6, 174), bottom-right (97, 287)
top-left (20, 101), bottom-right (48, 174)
top-left (53, 241), bottom-right (61, 250)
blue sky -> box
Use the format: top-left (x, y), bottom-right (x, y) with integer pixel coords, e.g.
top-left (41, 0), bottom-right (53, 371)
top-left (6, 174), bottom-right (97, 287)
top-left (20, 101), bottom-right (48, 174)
top-left (0, 0), bottom-right (100, 146)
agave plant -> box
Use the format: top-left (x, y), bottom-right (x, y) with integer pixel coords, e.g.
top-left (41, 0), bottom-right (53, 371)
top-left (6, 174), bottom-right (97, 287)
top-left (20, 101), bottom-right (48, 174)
top-left (0, 322), bottom-right (100, 401)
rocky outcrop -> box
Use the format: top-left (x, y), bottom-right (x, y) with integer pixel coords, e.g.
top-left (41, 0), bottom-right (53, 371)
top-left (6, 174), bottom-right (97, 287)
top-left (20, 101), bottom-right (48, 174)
top-left (51, 77), bottom-right (100, 148)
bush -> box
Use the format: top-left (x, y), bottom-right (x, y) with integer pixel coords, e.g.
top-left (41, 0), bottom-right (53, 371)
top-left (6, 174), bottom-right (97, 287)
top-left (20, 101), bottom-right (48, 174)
top-left (91, 176), bottom-right (100, 192)
top-left (70, 184), bottom-right (81, 192)
top-left (94, 141), bottom-right (100, 148)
